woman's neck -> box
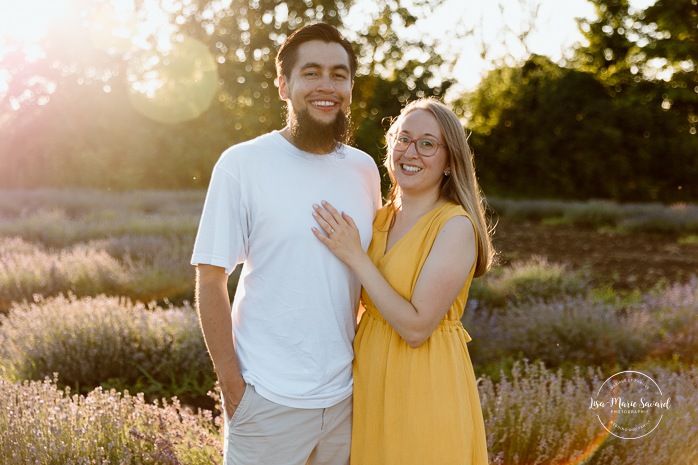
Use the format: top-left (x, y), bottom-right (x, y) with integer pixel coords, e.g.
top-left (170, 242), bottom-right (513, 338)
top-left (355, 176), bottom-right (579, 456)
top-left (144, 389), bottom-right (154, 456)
top-left (385, 191), bottom-right (445, 253)
top-left (396, 191), bottom-right (444, 222)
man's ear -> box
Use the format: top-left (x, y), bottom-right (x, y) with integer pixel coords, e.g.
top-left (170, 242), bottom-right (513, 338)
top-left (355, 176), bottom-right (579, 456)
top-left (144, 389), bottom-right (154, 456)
top-left (278, 75), bottom-right (288, 100)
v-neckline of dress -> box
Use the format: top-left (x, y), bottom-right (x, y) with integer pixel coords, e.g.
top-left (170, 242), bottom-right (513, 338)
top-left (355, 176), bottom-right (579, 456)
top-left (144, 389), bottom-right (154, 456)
top-left (381, 202), bottom-right (448, 259)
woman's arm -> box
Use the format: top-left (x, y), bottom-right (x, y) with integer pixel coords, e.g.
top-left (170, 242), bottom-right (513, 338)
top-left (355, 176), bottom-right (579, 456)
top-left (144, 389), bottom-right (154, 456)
top-left (312, 201), bottom-right (476, 348)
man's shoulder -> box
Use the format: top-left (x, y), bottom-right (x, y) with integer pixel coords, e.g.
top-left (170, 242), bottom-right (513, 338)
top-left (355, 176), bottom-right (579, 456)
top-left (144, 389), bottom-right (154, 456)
top-left (216, 132), bottom-right (278, 169)
top-left (339, 145), bottom-right (378, 169)
top-left (339, 144), bottom-right (372, 159)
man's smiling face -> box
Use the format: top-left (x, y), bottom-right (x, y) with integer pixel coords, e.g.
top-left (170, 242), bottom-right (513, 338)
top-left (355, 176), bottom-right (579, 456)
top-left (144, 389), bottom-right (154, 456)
top-left (278, 40), bottom-right (353, 126)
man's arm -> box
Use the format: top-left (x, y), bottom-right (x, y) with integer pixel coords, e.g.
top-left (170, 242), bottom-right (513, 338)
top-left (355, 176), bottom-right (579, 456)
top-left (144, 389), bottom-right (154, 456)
top-left (196, 264), bottom-right (246, 419)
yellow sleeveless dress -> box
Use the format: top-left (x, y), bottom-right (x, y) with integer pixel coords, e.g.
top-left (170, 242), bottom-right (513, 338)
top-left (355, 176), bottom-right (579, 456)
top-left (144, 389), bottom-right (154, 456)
top-left (350, 202), bottom-right (489, 465)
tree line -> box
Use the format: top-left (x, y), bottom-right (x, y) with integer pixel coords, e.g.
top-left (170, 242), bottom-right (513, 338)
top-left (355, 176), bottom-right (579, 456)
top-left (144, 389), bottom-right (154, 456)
top-left (0, 0), bottom-right (695, 202)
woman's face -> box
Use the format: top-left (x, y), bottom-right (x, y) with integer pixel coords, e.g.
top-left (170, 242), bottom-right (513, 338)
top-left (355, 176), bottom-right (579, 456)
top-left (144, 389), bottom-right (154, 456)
top-left (390, 109), bottom-right (450, 198)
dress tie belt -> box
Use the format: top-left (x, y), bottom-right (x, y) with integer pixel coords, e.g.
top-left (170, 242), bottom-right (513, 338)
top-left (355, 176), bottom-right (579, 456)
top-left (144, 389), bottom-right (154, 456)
top-left (362, 303), bottom-right (472, 341)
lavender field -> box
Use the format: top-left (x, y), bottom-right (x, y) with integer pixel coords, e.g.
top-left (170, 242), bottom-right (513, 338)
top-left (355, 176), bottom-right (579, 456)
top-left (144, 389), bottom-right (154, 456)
top-left (0, 189), bottom-right (696, 464)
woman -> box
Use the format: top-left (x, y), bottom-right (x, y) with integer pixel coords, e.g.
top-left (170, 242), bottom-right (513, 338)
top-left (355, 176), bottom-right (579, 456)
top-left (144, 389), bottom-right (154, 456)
top-left (312, 98), bottom-right (494, 464)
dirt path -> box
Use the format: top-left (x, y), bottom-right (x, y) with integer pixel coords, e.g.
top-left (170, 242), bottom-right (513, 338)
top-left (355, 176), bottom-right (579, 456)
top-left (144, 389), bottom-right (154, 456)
top-left (493, 220), bottom-right (698, 291)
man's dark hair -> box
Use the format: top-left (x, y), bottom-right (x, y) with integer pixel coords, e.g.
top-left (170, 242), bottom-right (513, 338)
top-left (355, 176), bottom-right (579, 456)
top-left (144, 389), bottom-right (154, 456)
top-left (276, 23), bottom-right (358, 80)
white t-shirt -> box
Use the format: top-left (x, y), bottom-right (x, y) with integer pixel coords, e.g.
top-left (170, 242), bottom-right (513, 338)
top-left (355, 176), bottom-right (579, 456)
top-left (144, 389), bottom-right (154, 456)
top-left (192, 131), bottom-right (381, 408)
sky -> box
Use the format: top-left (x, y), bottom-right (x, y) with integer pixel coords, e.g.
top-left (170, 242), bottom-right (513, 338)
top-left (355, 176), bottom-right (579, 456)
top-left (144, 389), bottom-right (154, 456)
top-left (429, 0), bottom-right (600, 90)
top-left (402, 0), bottom-right (656, 92)
top-left (0, 0), bottom-right (658, 100)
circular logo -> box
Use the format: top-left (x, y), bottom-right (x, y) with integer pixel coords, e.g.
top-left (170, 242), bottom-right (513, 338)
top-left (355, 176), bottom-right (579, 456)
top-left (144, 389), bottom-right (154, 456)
top-left (589, 370), bottom-right (671, 439)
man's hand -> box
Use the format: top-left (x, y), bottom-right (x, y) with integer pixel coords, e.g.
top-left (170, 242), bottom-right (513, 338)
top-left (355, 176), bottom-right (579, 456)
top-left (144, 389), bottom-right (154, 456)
top-left (220, 373), bottom-right (248, 420)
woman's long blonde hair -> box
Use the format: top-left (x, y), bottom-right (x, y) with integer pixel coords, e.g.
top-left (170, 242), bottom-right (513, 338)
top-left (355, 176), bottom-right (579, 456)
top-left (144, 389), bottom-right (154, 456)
top-left (384, 98), bottom-right (495, 277)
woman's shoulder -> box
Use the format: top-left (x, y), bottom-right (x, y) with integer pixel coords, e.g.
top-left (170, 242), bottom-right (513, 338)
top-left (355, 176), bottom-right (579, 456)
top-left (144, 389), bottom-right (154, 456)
top-left (438, 201), bottom-right (471, 221)
top-left (430, 202), bottom-right (476, 239)
top-left (435, 203), bottom-right (477, 246)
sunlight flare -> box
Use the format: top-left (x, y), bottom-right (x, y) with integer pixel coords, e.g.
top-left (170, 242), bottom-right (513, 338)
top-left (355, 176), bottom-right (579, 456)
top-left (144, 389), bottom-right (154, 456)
top-left (127, 36), bottom-right (218, 124)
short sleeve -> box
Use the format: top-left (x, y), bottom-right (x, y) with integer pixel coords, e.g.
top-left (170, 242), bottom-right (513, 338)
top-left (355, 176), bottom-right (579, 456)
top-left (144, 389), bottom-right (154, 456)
top-left (370, 163), bottom-right (382, 213)
top-left (191, 164), bottom-right (248, 275)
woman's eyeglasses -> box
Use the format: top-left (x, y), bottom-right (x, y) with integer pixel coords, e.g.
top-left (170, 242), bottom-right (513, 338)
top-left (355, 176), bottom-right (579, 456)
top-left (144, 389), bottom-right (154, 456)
top-left (388, 133), bottom-right (444, 157)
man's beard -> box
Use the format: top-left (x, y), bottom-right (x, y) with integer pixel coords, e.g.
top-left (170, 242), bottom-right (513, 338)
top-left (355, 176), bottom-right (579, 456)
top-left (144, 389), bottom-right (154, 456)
top-left (287, 107), bottom-right (352, 154)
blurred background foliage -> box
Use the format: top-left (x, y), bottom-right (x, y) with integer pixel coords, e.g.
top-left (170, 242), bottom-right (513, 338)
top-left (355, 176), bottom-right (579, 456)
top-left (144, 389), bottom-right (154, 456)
top-left (0, 0), bottom-right (696, 202)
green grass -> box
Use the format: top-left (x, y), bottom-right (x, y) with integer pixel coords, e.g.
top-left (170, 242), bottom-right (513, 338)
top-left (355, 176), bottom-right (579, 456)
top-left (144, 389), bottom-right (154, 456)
top-left (678, 234), bottom-right (698, 245)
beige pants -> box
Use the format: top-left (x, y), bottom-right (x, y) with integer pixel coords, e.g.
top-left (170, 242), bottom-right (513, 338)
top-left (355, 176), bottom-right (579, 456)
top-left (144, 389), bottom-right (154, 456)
top-left (223, 384), bottom-right (352, 465)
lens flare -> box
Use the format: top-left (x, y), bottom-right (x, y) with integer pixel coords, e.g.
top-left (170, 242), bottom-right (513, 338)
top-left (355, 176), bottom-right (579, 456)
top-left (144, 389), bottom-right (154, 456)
top-left (127, 36), bottom-right (218, 124)
top-left (549, 427), bottom-right (613, 465)
top-left (88, 2), bottom-right (139, 57)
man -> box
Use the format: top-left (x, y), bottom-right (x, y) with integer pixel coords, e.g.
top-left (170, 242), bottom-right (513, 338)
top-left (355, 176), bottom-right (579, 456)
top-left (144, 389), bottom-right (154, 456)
top-left (191, 23), bottom-right (381, 465)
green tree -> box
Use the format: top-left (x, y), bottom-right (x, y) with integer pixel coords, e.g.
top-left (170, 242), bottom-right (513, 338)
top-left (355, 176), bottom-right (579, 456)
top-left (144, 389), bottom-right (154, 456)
top-left (461, 0), bottom-right (698, 202)
top-left (466, 56), bottom-right (625, 200)
top-left (575, 0), bottom-right (640, 93)
top-left (466, 53), bottom-right (697, 202)
top-left (639, 0), bottom-right (698, 135)
top-left (574, 0), bottom-right (698, 199)
top-left (0, 0), bottom-right (453, 190)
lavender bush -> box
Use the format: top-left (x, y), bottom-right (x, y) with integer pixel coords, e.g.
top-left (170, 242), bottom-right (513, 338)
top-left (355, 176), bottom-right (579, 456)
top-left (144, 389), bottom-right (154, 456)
top-left (0, 189), bottom-right (204, 218)
top-left (591, 366), bottom-right (698, 465)
top-left (481, 361), bottom-right (698, 465)
top-left (1, 189), bottom-right (695, 464)
top-left (487, 197), bottom-right (570, 222)
top-left (465, 293), bottom-right (655, 370)
top-left (468, 256), bottom-right (591, 309)
top-left (640, 278), bottom-right (698, 363)
top-left (617, 203), bottom-right (698, 234)
top-left (0, 376), bottom-right (222, 465)
top-left (0, 208), bottom-right (198, 247)
top-left (2, 362), bottom-right (693, 465)
top-left (488, 196), bottom-right (698, 233)
top-left (466, 277), bottom-right (698, 370)
top-left (0, 236), bottom-right (195, 311)
top-left (481, 361), bottom-right (604, 464)
top-left (0, 237), bottom-right (128, 309)
top-left (0, 295), bottom-right (215, 406)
